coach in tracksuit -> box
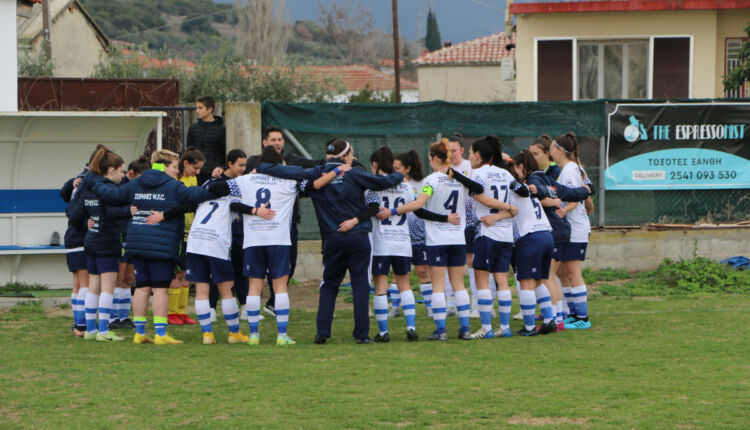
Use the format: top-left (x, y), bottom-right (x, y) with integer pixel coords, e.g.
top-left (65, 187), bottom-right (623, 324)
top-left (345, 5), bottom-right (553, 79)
top-left (257, 139), bottom-right (403, 344)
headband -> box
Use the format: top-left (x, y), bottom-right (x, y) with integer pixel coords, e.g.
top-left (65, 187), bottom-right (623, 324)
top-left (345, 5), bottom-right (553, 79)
top-left (327, 141), bottom-right (351, 158)
top-left (552, 140), bottom-right (571, 157)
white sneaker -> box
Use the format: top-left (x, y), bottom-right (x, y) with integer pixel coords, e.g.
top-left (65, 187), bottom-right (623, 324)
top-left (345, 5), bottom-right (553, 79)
top-left (426, 307), bottom-right (433, 318)
top-left (388, 307), bottom-right (401, 318)
top-left (210, 308), bottom-right (217, 323)
top-left (469, 308), bottom-right (480, 319)
top-left (240, 304), bottom-right (248, 320)
top-left (446, 306), bottom-right (458, 317)
top-left (512, 311), bottom-right (523, 320)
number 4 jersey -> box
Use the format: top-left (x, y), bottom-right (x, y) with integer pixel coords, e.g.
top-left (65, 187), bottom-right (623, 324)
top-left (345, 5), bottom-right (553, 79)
top-left (365, 182), bottom-right (414, 257)
top-left (228, 174), bottom-right (301, 248)
top-left (422, 171), bottom-right (467, 246)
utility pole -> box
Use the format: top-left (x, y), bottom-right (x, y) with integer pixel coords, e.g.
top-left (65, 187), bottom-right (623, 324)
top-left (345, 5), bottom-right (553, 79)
top-left (42, 0), bottom-right (52, 61)
top-left (392, 0), bottom-right (401, 103)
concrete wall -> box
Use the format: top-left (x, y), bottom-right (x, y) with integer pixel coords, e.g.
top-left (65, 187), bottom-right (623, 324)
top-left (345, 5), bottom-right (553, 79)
top-left (49, 4), bottom-right (107, 77)
top-left (584, 227), bottom-right (750, 272)
top-left (224, 102), bottom-right (262, 158)
top-left (515, 9), bottom-right (750, 101)
top-left (1, 0), bottom-right (17, 111)
top-left (417, 65), bottom-right (516, 102)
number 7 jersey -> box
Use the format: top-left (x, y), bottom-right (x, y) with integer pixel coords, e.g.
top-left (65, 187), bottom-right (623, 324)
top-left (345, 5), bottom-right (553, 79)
top-left (422, 171), bottom-right (467, 246)
top-left (365, 181), bottom-right (414, 257)
top-left (187, 193), bottom-right (233, 260)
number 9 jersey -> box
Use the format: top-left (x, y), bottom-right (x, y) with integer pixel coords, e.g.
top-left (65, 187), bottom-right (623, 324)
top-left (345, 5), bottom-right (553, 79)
top-left (186, 192), bottom-right (233, 261)
top-left (421, 171), bottom-right (466, 246)
top-left (365, 182), bottom-right (414, 257)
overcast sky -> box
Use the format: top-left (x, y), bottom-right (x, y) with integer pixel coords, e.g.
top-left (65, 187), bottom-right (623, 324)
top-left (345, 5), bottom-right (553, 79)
top-left (217, 0), bottom-right (507, 45)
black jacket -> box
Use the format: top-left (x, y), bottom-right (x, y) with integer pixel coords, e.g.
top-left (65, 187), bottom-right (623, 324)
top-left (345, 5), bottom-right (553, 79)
top-left (187, 116), bottom-right (226, 184)
top-left (69, 175), bottom-right (130, 258)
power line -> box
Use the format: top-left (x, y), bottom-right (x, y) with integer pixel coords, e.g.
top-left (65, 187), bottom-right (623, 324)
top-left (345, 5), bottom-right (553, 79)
top-left (111, 4), bottom-right (245, 40)
top-left (464, 0), bottom-right (504, 12)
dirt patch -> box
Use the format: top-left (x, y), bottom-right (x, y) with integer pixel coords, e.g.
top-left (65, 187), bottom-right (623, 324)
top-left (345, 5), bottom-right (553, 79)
top-left (508, 416), bottom-right (589, 426)
top-left (45, 306), bottom-right (72, 318)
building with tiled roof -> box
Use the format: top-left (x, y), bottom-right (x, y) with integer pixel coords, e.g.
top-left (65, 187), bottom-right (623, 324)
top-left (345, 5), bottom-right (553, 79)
top-left (412, 32), bottom-right (516, 102)
top-left (252, 64), bottom-right (419, 102)
top-left (16, 0), bottom-right (110, 77)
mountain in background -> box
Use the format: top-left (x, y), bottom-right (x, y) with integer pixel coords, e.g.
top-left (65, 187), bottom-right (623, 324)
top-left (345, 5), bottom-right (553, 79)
top-left (81, 0), bottom-right (504, 65)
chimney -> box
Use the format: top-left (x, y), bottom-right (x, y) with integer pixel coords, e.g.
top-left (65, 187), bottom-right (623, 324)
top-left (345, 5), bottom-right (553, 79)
top-left (444, 41), bottom-right (452, 48)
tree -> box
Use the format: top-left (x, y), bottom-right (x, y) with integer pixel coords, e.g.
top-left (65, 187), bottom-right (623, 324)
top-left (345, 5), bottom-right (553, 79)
top-left (424, 8), bottom-right (442, 52)
top-left (723, 22), bottom-right (750, 96)
top-left (235, 0), bottom-right (290, 65)
top-left (17, 41), bottom-right (55, 77)
top-left (347, 85), bottom-right (392, 103)
top-left (318, 1), bottom-right (375, 64)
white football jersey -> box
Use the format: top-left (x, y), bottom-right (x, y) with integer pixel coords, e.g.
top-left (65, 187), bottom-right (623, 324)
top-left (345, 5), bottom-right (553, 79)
top-left (472, 165), bottom-right (514, 243)
top-left (366, 181), bottom-right (414, 257)
top-left (229, 174), bottom-right (300, 247)
top-left (559, 162), bottom-right (591, 243)
top-left (422, 171), bottom-right (466, 246)
top-left (511, 191), bottom-right (552, 240)
top-left (453, 159), bottom-right (472, 178)
top-left (187, 194), bottom-right (233, 260)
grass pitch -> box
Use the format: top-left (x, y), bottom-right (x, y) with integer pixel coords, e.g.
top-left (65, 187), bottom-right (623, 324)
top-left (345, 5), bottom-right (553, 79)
top-left (1, 295), bottom-right (749, 429)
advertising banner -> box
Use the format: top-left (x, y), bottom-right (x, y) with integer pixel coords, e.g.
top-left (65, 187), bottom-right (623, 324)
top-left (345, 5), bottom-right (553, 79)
top-left (605, 103), bottom-right (750, 189)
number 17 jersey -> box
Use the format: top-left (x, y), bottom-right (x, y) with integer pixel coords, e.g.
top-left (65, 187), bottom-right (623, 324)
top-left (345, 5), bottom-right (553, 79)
top-left (422, 171), bottom-right (466, 246)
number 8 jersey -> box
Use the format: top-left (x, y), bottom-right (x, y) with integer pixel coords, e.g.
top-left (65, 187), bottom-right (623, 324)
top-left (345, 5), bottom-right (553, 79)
top-left (187, 192), bottom-right (233, 260)
top-left (228, 174), bottom-right (301, 248)
top-left (365, 182), bottom-right (414, 257)
top-left (421, 171), bottom-right (467, 246)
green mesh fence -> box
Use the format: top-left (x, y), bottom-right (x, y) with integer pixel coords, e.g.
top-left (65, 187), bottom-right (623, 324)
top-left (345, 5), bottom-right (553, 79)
top-left (262, 101), bottom-right (749, 240)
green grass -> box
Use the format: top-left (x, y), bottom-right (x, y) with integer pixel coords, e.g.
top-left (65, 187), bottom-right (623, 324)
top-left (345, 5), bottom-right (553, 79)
top-left (1, 295), bottom-right (749, 428)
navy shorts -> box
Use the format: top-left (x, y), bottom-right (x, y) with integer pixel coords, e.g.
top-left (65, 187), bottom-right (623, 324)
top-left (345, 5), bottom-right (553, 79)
top-left (411, 244), bottom-right (428, 266)
top-left (472, 236), bottom-right (513, 273)
top-left (515, 231), bottom-right (554, 280)
top-left (464, 224), bottom-right (477, 254)
top-left (86, 255), bottom-right (119, 275)
top-left (66, 249), bottom-right (87, 272)
top-left (372, 255), bottom-right (412, 276)
top-left (133, 259), bottom-right (175, 288)
top-left (552, 242), bottom-right (565, 261)
top-left (186, 253), bottom-right (234, 284)
top-left (243, 245), bottom-right (291, 280)
top-left (427, 244), bottom-right (466, 267)
top-left (560, 242), bottom-right (588, 262)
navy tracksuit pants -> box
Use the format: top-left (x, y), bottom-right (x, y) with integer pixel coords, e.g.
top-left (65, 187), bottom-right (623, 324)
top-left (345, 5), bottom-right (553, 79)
top-left (317, 232), bottom-right (371, 340)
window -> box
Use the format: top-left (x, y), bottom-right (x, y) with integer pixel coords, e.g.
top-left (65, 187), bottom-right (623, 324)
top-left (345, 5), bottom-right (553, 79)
top-left (726, 38), bottom-right (747, 98)
top-left (577, 40), bottom-right (648, 99)
top-left (537, 40), bottom-right (573, 101)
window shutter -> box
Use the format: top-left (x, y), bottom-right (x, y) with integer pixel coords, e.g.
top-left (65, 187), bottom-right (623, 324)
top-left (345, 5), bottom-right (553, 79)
top-left (537, 40), bottom-right (573, 101)
top-left (652, 37), bottom-right (690, 99)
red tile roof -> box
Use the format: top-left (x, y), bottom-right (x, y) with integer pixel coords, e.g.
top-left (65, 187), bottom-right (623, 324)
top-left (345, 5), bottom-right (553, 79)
top-left (122, 49), bottom-right (197, 72)
top-left (510, 0), bottom-right (750, 14)
top-left (412, 32), bottom-right (516, 66)
top-left (252, 65), bottom-right (418, 91)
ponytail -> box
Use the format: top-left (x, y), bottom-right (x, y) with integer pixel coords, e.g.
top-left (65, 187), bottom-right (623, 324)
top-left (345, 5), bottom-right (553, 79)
top-left (511, 149), bottom-right (539, 180)
top-left (395, 150), bottom-right (424, 181)
top-left (89, 145), bottom-right (124, 176)
top-left (554, 132), bottom-right (586, 182)
top-left (428, 138), bottom-right (453, 165)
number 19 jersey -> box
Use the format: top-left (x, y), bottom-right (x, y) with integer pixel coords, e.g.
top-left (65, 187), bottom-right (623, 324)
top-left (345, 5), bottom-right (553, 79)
top-left (365, 181), bottom-right (414, 257)
top-left (187, 194), bottom-right (233, 260)
top-left (228, 174), bottom-right (300, 248)
top-left (422, 171), bottom-right (466, 246)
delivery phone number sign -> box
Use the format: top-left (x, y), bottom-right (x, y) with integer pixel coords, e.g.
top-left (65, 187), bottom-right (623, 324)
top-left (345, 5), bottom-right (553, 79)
top-left (604, 103), bottom-right (750, 190)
